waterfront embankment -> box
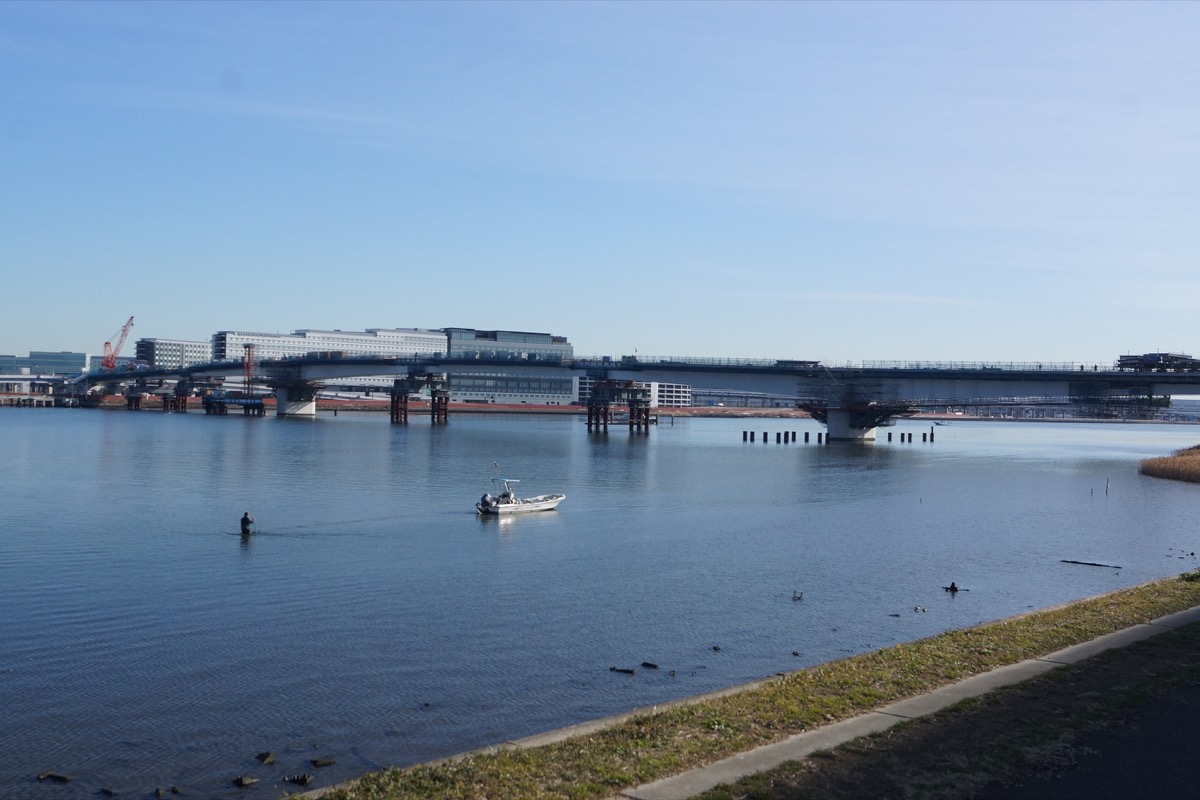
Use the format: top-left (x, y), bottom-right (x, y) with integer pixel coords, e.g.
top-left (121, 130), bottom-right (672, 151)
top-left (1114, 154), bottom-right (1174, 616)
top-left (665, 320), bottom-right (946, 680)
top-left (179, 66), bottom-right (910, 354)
top-left (310, 572), bottom-right (1200, 800)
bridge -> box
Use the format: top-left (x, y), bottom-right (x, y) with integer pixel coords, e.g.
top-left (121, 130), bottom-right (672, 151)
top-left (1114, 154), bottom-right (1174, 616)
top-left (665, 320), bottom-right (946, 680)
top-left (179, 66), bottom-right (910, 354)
top-left (62, 353), bottom-right (1200, 440)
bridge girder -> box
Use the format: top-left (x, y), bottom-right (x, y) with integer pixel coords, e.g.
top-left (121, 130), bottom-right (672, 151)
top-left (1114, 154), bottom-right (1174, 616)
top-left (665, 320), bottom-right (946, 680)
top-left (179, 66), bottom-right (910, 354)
top-left (81, 356), bottom-right (1200, 431)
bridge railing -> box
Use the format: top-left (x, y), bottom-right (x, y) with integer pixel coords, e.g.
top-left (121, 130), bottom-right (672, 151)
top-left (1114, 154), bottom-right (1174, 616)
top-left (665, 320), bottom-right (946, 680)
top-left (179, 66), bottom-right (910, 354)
top-left (573, 355), bottom-right (802, 368)
top-left (859, 360), bottom-right (1113, 372)
top-left (572, 356), bottom-right (1122, 372)
top-left (907, 396), bottom-right (1091, 407)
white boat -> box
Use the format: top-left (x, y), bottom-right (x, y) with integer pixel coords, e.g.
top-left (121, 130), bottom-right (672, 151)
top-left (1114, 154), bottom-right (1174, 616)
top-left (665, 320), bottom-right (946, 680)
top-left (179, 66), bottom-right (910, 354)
top-left (476, 478), bottom-right (565, 515)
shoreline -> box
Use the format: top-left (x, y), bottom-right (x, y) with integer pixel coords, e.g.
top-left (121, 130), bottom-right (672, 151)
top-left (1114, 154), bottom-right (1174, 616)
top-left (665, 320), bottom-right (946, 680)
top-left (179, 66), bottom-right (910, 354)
top-left (306, 572), bottom-right (1200, 800)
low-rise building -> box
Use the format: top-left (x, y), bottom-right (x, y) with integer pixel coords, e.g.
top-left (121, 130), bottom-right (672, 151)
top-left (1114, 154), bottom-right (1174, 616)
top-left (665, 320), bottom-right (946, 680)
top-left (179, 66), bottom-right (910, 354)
top-left (0, 351), bottom-right (89, 376)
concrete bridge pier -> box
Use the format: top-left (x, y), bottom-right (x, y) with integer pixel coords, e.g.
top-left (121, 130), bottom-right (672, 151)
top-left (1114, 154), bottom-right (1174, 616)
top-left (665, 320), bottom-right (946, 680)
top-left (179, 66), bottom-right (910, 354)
top-left (802, 401), bottom-right (915, 442)
top-left (276, 384), bottom-right (319, 417)
top-left (824, 409), bottom-right (877, 441)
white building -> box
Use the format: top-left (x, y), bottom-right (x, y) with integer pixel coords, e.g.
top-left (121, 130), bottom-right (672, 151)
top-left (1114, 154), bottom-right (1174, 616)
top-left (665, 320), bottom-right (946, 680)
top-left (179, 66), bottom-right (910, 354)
top-left (135, 338), bottom-right (212, 370)
top-left (212, 328), bottom-right (447, 361)
top-left (649, 381), bottom-right (692, 408)
top-left (576, 376), bottom-right (692, 408)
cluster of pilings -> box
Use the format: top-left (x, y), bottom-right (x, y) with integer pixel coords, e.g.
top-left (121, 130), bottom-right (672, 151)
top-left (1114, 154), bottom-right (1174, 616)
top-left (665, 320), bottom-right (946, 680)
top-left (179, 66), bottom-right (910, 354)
top-left (586, 402), bottom-right (655, 431)
top-left (586, 379), bottom-right (654, 432)
top-left (389, 391), bottom-right (410, 423)
top-left (431, 389), bottom-right (449, 423)
top-left (201, 398), bottom-right (267, 416)
top-left (744, 430), bottom-right (816, 443)
top-left (742, 427), bottom-right (938, 444)
top-left (389, 377), bottom-right (451, 424)
top-left (0, 396), bottom-right (54, 407)
top-left (886, 428), bottom-right (935, 443)
top-left (160, 395), bottom-right (191, 412)
top-left (586, 404), bottom-right (609, 429)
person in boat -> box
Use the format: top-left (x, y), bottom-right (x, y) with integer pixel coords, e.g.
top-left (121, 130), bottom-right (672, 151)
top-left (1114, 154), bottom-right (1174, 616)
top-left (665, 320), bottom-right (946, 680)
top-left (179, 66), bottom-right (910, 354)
top-left (947, 581), bottom-right (958, 593)
top-left (240, 512), bottom-right (255, 535)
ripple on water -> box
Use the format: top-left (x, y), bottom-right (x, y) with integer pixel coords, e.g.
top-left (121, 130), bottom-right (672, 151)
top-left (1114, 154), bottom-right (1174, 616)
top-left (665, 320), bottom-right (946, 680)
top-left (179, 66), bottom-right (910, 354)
top-left (3, 412), bottom-right (1199, 796)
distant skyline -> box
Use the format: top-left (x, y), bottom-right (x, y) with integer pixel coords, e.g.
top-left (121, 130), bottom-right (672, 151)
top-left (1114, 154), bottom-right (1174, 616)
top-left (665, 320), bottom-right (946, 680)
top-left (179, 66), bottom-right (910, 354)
top-left (2, 1), bottom-right (1197, 363)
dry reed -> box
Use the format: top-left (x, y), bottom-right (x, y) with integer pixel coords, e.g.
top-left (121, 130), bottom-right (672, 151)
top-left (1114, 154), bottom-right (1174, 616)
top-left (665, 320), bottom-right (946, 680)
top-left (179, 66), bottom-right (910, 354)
top-left (1140, 444), bottom-right (1200, 483)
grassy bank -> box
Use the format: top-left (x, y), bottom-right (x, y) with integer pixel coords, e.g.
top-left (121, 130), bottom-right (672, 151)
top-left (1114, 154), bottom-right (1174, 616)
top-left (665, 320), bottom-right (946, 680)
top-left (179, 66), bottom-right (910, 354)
top-left (1140, 444), bottom-right (1200, 482)
top-left (311, 572), bottom-right (1200, 800)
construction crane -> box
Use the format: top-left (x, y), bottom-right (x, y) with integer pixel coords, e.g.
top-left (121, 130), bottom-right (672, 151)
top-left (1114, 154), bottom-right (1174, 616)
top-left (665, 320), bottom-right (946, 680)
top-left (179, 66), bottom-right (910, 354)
top-left (102, 316), bottom-right (134, 371)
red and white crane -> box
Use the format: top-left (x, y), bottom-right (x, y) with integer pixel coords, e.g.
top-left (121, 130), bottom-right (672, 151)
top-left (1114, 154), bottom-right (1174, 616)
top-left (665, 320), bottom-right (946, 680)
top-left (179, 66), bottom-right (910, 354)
top-left (101, 316), bottom-right (134, 371)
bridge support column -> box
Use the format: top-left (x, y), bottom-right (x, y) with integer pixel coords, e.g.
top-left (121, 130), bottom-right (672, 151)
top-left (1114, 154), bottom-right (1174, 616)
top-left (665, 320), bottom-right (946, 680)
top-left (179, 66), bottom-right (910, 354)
top-left (587, 402), bottom-right (611, 430)
top-left (390, 389), bottom-right (409, 424)
top-left (276, 384), bottom-right (319, 417)
top-left (430, 389), bottom-right (449, 424)
top-left (802, 401), bottom-right (914, 442)
top-left (629, 398), bottom-right (652, 432)
top-left (825, 409), bottom-right (877, 441)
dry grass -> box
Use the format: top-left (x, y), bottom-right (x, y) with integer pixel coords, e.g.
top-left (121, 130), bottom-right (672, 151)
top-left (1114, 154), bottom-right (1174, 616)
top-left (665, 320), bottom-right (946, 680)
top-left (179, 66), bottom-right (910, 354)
top-left (312, 572), bottom-right (1200, 800)
top-left (1140, 444), bottom-right (1200, 482)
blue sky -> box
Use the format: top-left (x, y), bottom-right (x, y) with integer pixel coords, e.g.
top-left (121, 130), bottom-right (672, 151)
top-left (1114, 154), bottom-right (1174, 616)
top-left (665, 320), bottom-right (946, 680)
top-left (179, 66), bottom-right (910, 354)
top-left (2, 1), bottom-right (1197, 363)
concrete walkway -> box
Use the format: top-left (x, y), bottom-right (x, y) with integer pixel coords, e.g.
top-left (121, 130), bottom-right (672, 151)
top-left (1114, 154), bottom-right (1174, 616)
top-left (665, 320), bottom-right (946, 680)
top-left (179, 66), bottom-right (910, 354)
top-left (617, 605), bottom-right (1200, 800)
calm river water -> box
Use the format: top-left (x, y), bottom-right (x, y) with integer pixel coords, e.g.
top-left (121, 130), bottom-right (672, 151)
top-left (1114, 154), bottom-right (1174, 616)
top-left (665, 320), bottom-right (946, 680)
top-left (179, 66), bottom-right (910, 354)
top-left (3, 408), bottom-right (1199, 797)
